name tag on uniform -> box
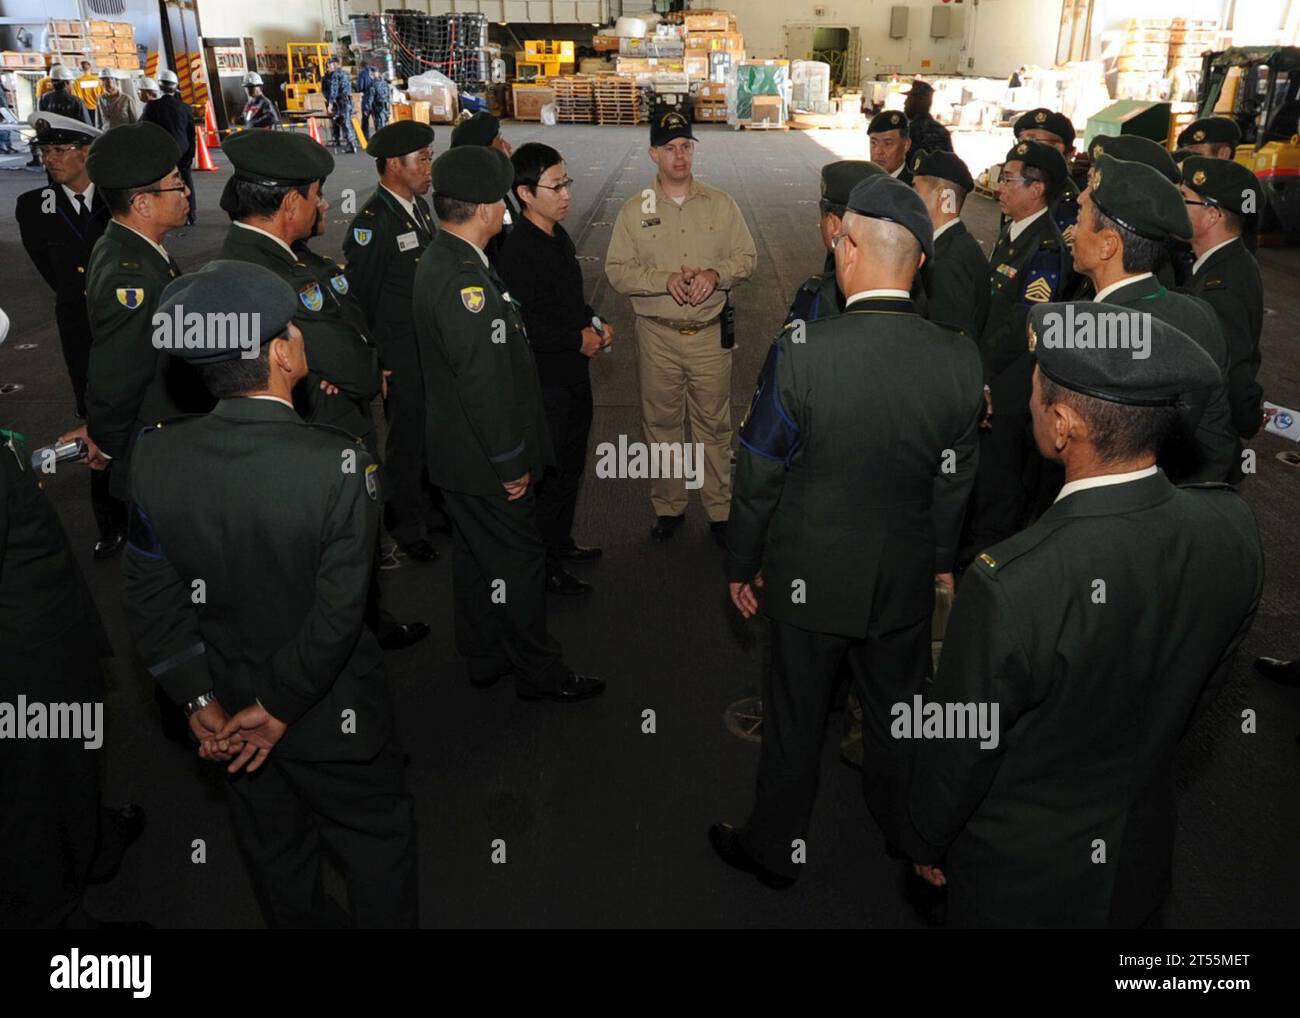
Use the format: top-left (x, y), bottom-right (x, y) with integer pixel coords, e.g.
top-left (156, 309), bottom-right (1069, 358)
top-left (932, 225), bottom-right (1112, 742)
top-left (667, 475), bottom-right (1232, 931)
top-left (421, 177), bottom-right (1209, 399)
top-left (641, 217), bottom-right (661, 228)
top-left (396, 231), bottom-right (418, 252)
top-left (996, 263), bottom-right (1018, 279)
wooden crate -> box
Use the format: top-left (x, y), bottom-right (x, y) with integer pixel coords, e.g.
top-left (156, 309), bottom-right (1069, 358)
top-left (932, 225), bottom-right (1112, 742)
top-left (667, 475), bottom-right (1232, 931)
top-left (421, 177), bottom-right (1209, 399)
top-left (88, 20), bottom-right (114, 37)
top-left (111, 23), bottom-right (134, 38)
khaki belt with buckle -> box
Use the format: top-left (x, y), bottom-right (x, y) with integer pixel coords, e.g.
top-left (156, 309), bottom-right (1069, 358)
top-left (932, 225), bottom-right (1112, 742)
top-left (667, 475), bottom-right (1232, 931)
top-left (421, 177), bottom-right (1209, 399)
top-left (647, 315), bottom-right (721, 335)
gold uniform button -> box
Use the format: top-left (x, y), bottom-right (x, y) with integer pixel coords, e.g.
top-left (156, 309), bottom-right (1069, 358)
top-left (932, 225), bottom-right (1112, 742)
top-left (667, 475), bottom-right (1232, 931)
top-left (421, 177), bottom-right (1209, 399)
top-left (77, 266), bottom-right (85, 273)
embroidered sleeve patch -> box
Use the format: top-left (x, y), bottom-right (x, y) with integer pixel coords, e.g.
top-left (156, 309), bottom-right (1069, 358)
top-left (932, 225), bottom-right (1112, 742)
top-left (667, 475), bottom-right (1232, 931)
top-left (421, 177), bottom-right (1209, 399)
top-left (460, 286), bottom-right (485, 313)
top-left (116, 287), bottom-right (144, 309)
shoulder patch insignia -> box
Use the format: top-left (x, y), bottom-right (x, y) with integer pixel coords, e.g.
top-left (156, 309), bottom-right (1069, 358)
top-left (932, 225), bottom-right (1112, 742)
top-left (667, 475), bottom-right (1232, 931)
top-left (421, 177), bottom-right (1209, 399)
top-left (353, 227), bottom-right (373, 246)
top-left (298, 282), bottom-right (324, 312)
top-left (115, 287), bottom-right (144, 309)
top-left (330, 272), bottom-right (349, 295)
top-left (364, 462), bottom-right (381, 501)
top-left (460, 286), bottom-right (486, 313)
top-left (1024, 277), bottom-right (1054, 303)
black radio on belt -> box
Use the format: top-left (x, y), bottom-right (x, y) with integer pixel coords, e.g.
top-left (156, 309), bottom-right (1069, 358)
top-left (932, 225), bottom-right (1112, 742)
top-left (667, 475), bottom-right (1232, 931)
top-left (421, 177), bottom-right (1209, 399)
top-left (720, 289), bottom-right (735, 350)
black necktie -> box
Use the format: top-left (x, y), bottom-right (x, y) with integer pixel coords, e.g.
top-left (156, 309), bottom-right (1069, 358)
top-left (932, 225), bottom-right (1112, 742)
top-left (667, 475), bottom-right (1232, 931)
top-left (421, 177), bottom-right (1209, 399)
top-left (74, 193), bottom-right (88, 225)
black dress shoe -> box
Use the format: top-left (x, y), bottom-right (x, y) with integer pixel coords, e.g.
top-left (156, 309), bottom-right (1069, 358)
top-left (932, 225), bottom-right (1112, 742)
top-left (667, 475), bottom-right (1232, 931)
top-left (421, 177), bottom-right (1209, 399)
top-left (546, 568), bottom-right (593, 596)
top-left (88, 804), bottom-right (146, 884)
top-left (651, 513), bottom-right (686, 540)
top-left (93, 530), bottom-right (126, 559)
top-left (517, 671), bottom-right (605, 702)
top-left (377, 621), bottom-right (431, 650)
top-left (708, 822), bottom-right (796, 889)
top-left (710, 520), bottom-right (728, 547)
top-left (1255, 657), bottom-right (1300, 687)
top-left (399, 539), bottom-right (439, 562)
top-left (557, 543), bottom-right (602, 561)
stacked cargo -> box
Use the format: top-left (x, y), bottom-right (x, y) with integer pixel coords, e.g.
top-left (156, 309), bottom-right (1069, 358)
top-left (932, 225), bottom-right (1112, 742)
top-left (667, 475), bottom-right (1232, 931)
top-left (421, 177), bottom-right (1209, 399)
top-left (47, 20), bottom-right (88, 69)
top-left (1115, 18), bottom-right (1172, 100)
top-left (694, 81), bottom-right (727, 123)
top-left (682, 10), bottom-right (744, 84)
top-left (1167, 18), bottom-right (1220, 77)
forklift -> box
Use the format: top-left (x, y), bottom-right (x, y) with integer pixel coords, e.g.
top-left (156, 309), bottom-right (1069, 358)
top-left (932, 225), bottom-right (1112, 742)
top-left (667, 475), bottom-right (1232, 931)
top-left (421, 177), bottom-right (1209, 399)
top-left (1197, 46), bottom-right (1300, 238)
top-left (284, 42), bottom-right (332, 112)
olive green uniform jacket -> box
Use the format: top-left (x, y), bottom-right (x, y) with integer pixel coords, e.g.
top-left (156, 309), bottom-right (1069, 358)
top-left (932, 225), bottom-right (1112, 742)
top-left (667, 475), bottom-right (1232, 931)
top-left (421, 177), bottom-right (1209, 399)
top-left (122, 398), bottom-right (390, 762)
top-left (413, 229), bottom-right (553, 496)
top-left (902, 472), bottom-right (1262, 927)
top-left (726, 296), bottom-right (985, 637)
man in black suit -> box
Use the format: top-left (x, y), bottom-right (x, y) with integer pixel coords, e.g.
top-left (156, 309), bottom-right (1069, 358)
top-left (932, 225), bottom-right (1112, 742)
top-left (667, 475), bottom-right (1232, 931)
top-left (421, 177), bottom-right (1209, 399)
top-left (142, 69), bottom-right (196, 225)
top-left (15, 112), bottom-right (125, 557)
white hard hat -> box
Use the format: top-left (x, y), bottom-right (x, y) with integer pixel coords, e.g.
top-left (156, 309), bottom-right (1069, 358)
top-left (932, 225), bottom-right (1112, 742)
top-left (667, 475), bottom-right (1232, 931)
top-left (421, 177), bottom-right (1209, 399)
top-left (50, 64), bottom-right (76, 81)
top-left (98, 66), bottom-right (115, 78)
top-left (139, 77), bottom-right (159, 93)
top-left (157, 68), bottom-right (179, 85)
top-left (243, 71), bottom-right (263, 86)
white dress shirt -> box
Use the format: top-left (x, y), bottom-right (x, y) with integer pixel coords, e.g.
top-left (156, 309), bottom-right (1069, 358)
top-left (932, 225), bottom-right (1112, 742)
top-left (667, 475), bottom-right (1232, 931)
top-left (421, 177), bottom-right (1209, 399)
top-left (1008, 207), bottom-right (1048, 243)
top-left (1055, 465), bottom-right (1158, 503)
top-left (1093, 272), bottom-right (1154, 303)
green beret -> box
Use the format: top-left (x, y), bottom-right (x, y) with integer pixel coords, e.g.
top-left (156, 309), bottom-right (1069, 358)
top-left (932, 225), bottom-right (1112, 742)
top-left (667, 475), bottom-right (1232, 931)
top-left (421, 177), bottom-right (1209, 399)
top-left (819, 160), bottom-right (884, 206)
top-left (1029, 301), bottom-right (1221, 407)
top-left (1088, 153), bottom-right (1191, 242)
top-left (1177, 117), bottom-right (1241, 148)
top-left (1087, 134), bottom-right (1181, 185)
top-left (910, 149), bottom-right (974, 194)
top-left (433, 145), bottom-right (514, 204)
top-left (845, 174), bottom-right (934, 262)
top-left (1182, 156), bottom-right (1261, 218)
top-left (1014, 108), bottom-right (1075, 147)
top-left (86, 122), bottom-right (179, 189)
top-left (450, 112), bottom-right (500, 148)
top-left (156, 261), bottom-right (299, 365)
top-left (868, 110), bottom-right (908, 136)
top-left (367, 121), bottom-right (434, 159)
top-left (1005, 139), bottom-right (1067, 194)
top-left (223, 128), bottom-right (334, 186)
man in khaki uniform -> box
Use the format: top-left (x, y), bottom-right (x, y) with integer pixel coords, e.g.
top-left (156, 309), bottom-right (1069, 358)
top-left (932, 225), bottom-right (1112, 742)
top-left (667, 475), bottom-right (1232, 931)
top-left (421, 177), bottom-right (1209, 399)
top-left (605, 111), bottom-right (756, 545)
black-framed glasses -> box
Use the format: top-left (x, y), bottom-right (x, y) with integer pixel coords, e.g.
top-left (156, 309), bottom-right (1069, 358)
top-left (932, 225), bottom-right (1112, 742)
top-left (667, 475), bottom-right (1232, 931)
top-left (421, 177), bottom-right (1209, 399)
top-left (536, 178), bottom-right (574, 194)
top-left (1184, 199), bottom-right (1214, 207)
top-left (132, 185), bottom-right (188, 200)
top-left (37, 143), bottom-right (88, 155)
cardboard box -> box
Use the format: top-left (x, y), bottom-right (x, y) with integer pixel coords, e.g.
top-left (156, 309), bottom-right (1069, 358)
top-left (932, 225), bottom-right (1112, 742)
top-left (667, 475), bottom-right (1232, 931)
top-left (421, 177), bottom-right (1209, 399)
top-left (111, 23), bottom-right (133, 38)
top-left (684, 13), bottom-right (730, 32)
top-left (421, 84), bottom-right (457, 122)
top-left (685, 31), bottom-right (744, 52)
top-left (409, 100), bottom-right (431, 124)
top-left (512, 86), bottom-right (554, 122)
top-left (684, 56), bottom-right (708, 80)
top-left (88, 20), bottom-right (114, 37)
top-left (751, 95), bottom-right (783, 126)
top-left (694, 103), bottom-right (727, 122)
top-left (699, 82), bottom-right (727, 100)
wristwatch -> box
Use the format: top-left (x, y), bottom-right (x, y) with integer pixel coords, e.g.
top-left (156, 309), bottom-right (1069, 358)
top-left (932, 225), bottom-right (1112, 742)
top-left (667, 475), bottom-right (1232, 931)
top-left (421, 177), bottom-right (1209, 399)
top-left (183, 691), bottom-right (218, 718)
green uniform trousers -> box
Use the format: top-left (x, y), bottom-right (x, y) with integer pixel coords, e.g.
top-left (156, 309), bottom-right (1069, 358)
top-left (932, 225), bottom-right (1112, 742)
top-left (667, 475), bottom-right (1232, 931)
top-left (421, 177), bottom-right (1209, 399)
top-left (442, 488), bottom-right (569, 691)
top-left (225, 738), bottom-right (417, 929)
top-left (740, 616), bottom-right (931, 879)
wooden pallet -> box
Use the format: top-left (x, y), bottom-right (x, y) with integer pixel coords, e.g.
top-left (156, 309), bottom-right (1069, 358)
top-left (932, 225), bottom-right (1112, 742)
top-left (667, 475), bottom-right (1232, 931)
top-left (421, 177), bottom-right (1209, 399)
top-left (736, 120), bottom-right (788, 131)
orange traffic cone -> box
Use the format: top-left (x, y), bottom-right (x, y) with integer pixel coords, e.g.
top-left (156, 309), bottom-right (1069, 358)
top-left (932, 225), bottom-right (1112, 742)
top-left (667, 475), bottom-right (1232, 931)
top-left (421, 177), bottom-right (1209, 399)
top-left (194, 123), bottom-right (216, 171)
top-left (307, 115), bottom-right (325, 145)
top-left (204, 100), bottom-right (219, 149)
